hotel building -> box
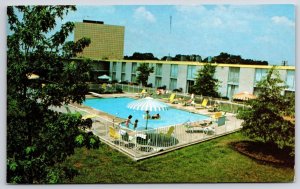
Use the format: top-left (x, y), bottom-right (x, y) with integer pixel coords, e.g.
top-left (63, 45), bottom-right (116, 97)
top-left (107, 60), bottom-right (295, 98)
top-left (74, 20), bottom-right (125, 60)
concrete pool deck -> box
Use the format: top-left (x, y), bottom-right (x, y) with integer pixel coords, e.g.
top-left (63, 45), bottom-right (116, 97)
top-left (57, 92), bottom-right (243, 161)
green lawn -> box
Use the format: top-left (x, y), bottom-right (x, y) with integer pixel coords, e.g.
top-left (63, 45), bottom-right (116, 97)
top-left (62, 132), bottom-right (294, 183)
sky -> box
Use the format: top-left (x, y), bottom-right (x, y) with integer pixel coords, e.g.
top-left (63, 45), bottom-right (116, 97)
top-left (59, 4), bottom-right (295, 65)
top-left (16, 4), bottom-right (296, 65)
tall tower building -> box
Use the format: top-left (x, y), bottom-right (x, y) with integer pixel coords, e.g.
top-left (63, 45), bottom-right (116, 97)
top-left (74, 20), bottom-right (125, 60)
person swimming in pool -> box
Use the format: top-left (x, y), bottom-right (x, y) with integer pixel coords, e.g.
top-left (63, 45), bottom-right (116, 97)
top-left (125, 115), bottom-right (133, 127)
top-left (152, 113), bottom-right (160, 119)
top-left (133, 119), bottom-right (138, 130)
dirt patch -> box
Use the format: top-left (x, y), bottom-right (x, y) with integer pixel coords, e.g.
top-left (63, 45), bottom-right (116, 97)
top-left (74, 162), bottom-right (82, 168)
top-left (231, 141), bottom-right (294, 167)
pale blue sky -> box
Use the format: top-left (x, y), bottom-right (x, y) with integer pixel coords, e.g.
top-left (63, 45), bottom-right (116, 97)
top-left (48, 5), bottom-right (295, 65)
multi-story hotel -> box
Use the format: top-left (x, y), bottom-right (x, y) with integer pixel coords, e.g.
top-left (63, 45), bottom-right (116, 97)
top-left (73, 20), bottom-right (295, 99)
top-left (108, 60), bottom-right (295, 98)
top-left (74, 20), bottom-right (125, 60)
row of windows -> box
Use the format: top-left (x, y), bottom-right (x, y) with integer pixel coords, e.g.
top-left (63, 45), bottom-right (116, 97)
top-left (116, 62), bottom-right (295, 91)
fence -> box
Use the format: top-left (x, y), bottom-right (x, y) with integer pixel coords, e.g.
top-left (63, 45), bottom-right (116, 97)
top-left (114, 83), bottom-right (247, 114)
top-left (66, 104), bottom-right (243, 161)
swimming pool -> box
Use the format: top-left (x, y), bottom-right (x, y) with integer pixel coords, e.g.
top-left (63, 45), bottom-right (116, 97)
top-left (83, 97), bottom-right (209, 130)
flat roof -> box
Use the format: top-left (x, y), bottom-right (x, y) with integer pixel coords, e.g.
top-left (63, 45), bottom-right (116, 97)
top-left (107, 59), bottom-right (295, 70)
top-left (72, 57), bottom-right (295, 70)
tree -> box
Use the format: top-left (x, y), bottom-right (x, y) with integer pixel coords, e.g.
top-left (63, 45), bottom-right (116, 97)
top-left (136, 63), bottom-right (154, 86)
top-left (192, 63), bottom-right (219, 97)
top-left (124, 52), bottom-right (158, 60)
top-left (237, 67), bottom-right (295, 156)
top-left (7, 6), bottom-right (100, 183)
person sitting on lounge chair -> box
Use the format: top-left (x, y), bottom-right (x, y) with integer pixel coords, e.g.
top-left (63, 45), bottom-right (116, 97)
top-left (184, 93), bottom-right (195, 106)
top-left (152, 113), bottom-right (160, 119)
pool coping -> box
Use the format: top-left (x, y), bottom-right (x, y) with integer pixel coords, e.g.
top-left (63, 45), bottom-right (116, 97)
top-left (68, 92), bottom-right (242, 161)
top-left (83, 94), bottom-right (213, 131)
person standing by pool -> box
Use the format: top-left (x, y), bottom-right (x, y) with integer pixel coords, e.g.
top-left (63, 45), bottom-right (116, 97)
top-left (125, 115), bottom-right (133, 127)
top-left (133, 119), bottom-right (138, 130)
top-left (144, 110), bottom-right (151, 119)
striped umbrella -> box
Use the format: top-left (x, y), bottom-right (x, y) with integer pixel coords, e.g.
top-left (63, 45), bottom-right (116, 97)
top-left (127, 97), bottom-right (169, 129)
top-left (233, 91), bottom-right (257, 101)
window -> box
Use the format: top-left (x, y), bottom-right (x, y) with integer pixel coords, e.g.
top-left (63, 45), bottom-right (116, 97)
top-left (121, 73), bottom-right (126, 81)
top-left (170, 64), bottom-right (178, 78)
top-left (286, 70), bottom-right (295, 91)
top-left (228, 67), bottom-right (240, 84)
top-left (169, 78), bottom-right (177, 90)
top-left (227, 84), bottom-right (239, 99)
top-left (131, 74), bottom-right (136, 83)
top-left (121, 62), bottom-right (126, 72)
top-left (254, 68), bottom-right (268, 85)
top-left (156, 64), bottom-right (162, 76)
top-left (112, 62), bottom-right (117, 72)
top-left (112, 72), bottom-right (116, 81)
top-left (131, 62), bottom-right (137, 73)
top-left (155, 77), bottom-right (162, 87)
top-left (187, 65), bottom-right (196, 79)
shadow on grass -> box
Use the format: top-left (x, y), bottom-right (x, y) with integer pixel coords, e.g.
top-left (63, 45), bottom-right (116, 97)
top-left (230, 141), bottom-right (294, 168)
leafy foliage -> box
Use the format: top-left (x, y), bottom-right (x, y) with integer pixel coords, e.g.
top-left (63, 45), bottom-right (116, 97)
top-left (204, 52), bottom-right (268, 65)
top-left (136, 63), bottom-right (154, 86)
top-left (192, 63), bottom-right (220, 97)
top-left (124, 52), bottom-right (158, 60)
top-left (237, 67), bottom-right (295, 156)
top-left (7, 6), bottom-right (100, 183)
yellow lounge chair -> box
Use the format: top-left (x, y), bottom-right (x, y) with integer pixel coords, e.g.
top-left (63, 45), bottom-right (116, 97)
top-left (211, 112), bottom-right (222, 119)
top-left (109, 127), bottom-right (121, 140)
top-left (139, 89), bottom-right (147, 98)
top-left (195, 98), bottom-right (208, 109)
top-left (166, 126), bottom-right (175, 137)
top-left (169, 93), bottom-right (177, 103)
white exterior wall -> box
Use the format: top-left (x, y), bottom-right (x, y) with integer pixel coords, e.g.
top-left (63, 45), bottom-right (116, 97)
top-left (238, 68), bottom-right (256, 93)
top-left (162, 64), bottom-right (171, 89)
top-left (177, 65), bottom-right (188, 92)
top-left (215, 66), bottom-right (229, 97)
top-left (109, 60), bottom-right (294, 97)
top-left (125, 62), bottom-right (132, 82)
top-left (115, 62), bottom-right (122, 81)
top-left (148, 63), bottom-right (156, 86)
top-left (278, 69), bottom-right (287, 84)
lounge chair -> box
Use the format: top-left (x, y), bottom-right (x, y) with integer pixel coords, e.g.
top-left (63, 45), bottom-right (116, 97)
top-left (211, 112), bottom-right (222, 120)
top-left (139, 89), bottom-right (147, 98)
top-left (162, 93), bottom-right (177, 103)
top-left (194, 98), bottom-right (208, 109)
top-left (109, 127), bottom-right (121, 140)
top-left (166, 126), bottom-right (175, 137)
top-left (169, 93), bottom-right (177, 104)
top-left (185, 120), bottom-right (214, 134)
top-left (159, 126), bottom-right (175, 137)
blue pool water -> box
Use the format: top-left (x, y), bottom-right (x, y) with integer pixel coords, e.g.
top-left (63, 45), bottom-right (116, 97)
top-left (83, 97), bottom-right (209, 130)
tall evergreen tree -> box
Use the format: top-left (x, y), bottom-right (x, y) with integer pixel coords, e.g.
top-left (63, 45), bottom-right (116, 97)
top-left (237, 67), bottom-right (295, 156)
top-left (7, 6), bottom-right (99, 183)
top-left (136, 63), bottom-right (154, 86)
top-left (192, 63), bottom-right (219, 97)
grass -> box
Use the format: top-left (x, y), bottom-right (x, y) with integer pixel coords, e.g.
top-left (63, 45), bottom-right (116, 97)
top-left (61, 132), bottom-right (294, 183)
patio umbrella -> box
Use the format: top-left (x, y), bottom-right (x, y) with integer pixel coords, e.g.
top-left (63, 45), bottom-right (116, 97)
top-left (26, 73), bottom-right (39, 80)
top-left (97, 74), bottom-right (111, 81)
top-left (82, 114), bottom-right (97, 120)
top-left (233, 91), bottom-right (257, 101)
top-left (127, 97), bottom-right (169, 129)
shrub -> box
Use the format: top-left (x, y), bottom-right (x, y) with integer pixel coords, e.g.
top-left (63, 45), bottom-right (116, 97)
top-left (115, 87), bottom-right (123, 93)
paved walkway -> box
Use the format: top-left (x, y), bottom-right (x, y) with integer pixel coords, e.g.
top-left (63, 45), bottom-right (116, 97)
top-left (51, 92), bottom-right (243, 160)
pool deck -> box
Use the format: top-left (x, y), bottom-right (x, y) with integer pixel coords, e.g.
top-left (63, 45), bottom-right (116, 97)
top-left (58, 92), bottom-right (243, 161)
